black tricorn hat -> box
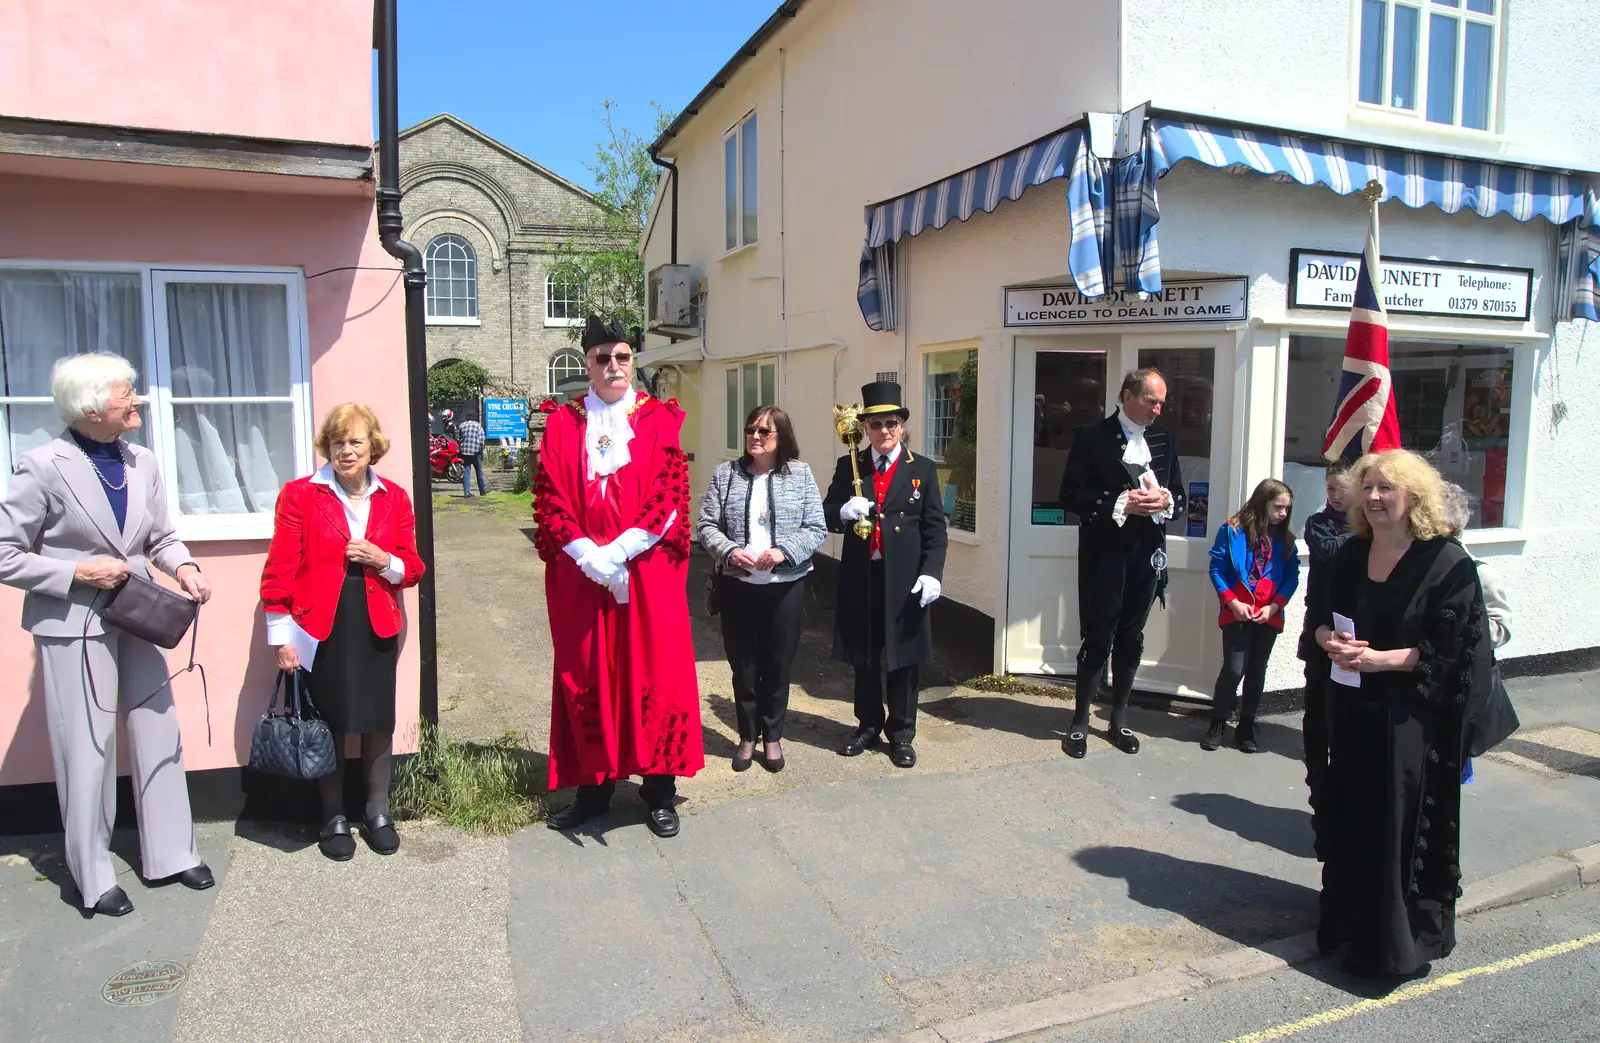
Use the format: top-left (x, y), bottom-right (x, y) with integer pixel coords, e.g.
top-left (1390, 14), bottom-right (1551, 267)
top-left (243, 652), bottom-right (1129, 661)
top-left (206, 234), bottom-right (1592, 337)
top-left (580, 314), bottom-right (631, 351)
top-left (859, 380), bottom-right (908, 419)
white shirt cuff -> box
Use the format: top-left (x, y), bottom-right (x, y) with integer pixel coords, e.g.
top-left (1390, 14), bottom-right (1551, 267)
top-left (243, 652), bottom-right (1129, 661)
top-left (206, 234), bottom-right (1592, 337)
top-left (1112, 491), bottom-right (1130, 527)
top-left (563, 537), bottom-right (599, 563)
top-left (1156, 490), bottom-right (1176, 522)
top-left (381, 555), bottom-right (406, 585)
top-left (616, 510), bottom-right (678, 560)
top-left (266, 611), bottom-right (294, 646)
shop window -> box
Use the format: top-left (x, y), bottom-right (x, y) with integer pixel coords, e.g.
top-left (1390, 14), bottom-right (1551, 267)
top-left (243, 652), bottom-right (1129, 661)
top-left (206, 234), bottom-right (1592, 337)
top-left (0, 265), bottom-right (314, 540)
top-left (1032, 350), bottom-right (1108, 525)
top-left (547, 348), bottom-right (585, 393)
top-left (1137, 347), bottom-right (1215, 538)
top-left (724, 113), bottom-right (757, 251)
top-left (424, 234), bottom-right (478, 322)
top-left (924, 349), bottom-right (978, 532)
top-left (1356, 0), bottom-right (1501, 131)
top-left (1282, 336), bottom-right (1516, 529)
top-left (546, 272), bottom-right (584, 326)
top-left (724, 358), bottom-right (776, 451)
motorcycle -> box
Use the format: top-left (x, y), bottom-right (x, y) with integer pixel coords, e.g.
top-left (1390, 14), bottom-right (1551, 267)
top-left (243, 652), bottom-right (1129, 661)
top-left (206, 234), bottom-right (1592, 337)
top-left (429, 432), bottom-right (464, 483)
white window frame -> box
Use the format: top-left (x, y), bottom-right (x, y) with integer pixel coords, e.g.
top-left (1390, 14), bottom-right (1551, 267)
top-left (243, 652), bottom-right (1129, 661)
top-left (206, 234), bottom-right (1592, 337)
top-left (920, 344), bottom-right (981, 539)
top-left (547, 347), bottom-right (586, 393)
top-left (0, 260), bottom-right (315, 542)
top-left (544, 272), bottom-right (584, 328)
top-left (723, 356), bottom-right (777, 453)
top-left (723, 111), bottom-right (758, 254)
top-left (1350, 0), bottom-right (1504, 134)
top-left (424, 233), bottom-right (480, 326)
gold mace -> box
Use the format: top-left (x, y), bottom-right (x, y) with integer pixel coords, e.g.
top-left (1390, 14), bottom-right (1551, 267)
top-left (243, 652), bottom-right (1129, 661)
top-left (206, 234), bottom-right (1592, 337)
top-left (832, 403), bottom-right (876, 541)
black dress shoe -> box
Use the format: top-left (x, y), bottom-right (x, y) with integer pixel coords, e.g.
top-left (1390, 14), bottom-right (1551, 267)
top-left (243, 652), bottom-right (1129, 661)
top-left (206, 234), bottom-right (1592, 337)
top-left (1234, 725), bottom-right (1258, 753)
top-left (362, 814), bottom-right (401, 855)
top-left (319, 816), bottom-right (357, 861)
top-left (1062, 728), bottom-right (1088, 759)
top-left (760, 751), bottom-right (785, 773)
top-left (177, 864), bottom-right (215, 890)
top-left (93, 886), bottom-right (134, 917)
top-left (1110, 727), bottom-right (1142, 754)
top-left (732, 749), bottom-right (754, 772)
top-left (646, 806), bottom-right (680, 838)
top-left (1200, 720), bottom-right (1226, 751)
top-left (838, 729), bottom-right (881, 757)
top-left (547, 798), bottom-right (609, 831)
top-left (889, 743), bottom-right (916, 768)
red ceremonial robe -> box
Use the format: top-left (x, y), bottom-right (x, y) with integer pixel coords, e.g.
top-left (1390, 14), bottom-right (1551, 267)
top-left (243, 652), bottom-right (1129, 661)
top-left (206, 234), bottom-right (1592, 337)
top-left (532, 391), bottom-right (703, 789)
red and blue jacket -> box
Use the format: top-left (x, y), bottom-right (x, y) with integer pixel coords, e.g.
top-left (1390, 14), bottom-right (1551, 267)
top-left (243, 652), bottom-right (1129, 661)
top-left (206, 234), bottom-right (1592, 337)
top-left (1208, 521), bottom-right (1300, 631)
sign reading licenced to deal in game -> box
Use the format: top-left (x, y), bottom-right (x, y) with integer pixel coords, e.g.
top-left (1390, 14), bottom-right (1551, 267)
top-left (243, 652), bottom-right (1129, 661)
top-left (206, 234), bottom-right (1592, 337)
top-left (1004, 278), bottom-right (1248, 328)
top-left (1289, 249), bottom-right (1532, 321)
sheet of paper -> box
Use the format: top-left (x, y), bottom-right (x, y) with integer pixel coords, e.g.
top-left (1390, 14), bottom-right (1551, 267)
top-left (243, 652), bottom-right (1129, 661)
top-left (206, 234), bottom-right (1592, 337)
top-left (1329, 612), bottom-right (1359, 687)
top-left (289, 618), bottom-right (320, 674)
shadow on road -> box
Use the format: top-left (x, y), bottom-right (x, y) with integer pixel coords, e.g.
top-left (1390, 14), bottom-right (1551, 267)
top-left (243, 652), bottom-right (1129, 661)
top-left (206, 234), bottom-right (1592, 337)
top-left (1171, 792), bottom-right (1316, 859)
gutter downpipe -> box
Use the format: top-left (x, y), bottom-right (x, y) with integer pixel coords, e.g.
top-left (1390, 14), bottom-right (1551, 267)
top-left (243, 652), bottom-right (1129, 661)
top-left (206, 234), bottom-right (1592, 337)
top-left (375, 0), bottom-right (438, 726)
top-left (647, 148), bottom-right (679, 266)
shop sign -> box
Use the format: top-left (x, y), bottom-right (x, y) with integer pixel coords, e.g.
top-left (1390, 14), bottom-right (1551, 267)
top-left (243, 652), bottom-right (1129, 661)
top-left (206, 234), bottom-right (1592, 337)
top-left (484, 398), bottom-right (528, 440)
top-left (1004, 278), bottom-right (1248, 328)
top-left (1288, 250), bottom-right (1532, 321)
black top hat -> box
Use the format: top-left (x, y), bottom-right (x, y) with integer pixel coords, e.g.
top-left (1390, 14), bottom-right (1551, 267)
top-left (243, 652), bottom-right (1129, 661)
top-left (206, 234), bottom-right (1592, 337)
top-left (859, 380), bottom-right (908, 418)
top-left (580, 315), bottom-right (631, 351)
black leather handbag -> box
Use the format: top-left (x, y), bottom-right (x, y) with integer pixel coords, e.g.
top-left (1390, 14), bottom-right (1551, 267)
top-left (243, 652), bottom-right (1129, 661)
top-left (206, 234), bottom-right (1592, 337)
top-left (101, 571), bottom-right (198, 649)
top-left (1466, 662), bottom-right (1521, 757)
top-left (249, 670), bottom-right (339, 780)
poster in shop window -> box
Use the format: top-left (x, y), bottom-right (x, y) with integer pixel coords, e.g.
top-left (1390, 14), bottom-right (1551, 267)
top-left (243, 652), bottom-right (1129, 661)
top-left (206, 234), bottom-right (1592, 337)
top-left (1462, 367), bottom-right (1512, 449)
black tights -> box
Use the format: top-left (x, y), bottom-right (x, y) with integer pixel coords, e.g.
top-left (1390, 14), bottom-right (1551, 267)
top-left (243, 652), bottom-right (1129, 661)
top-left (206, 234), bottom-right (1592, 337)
top-left (317, 732), bottom-right (394, 822)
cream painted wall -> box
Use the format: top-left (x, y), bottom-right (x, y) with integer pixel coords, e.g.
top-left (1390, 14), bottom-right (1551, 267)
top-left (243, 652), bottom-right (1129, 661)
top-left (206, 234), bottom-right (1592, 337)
top-left (0, 0), bottom-right (373, 145)
top-left (1124, 0), bottom-right (1600, 170)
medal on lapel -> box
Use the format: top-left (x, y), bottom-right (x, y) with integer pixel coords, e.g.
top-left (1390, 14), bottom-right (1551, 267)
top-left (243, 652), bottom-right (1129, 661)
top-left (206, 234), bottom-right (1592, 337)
top-left (910, 478), bottom-right (921, 502)
top-left (597, 434), bottom-right (613, 452)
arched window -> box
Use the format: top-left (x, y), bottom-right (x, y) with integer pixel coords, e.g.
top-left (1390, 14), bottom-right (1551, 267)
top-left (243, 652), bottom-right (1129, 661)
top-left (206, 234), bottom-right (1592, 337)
top-left (547, 348), bottom-right (586, 392)
top-left (425, 234), bottom-right (477, 320)
top-left (546, 272), bottom-right (583, 325)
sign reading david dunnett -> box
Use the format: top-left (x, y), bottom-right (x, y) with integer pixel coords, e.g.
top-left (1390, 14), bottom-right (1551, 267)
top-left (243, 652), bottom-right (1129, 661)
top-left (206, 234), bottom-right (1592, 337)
top-left (1289, 249), bottom-right (1532, 321)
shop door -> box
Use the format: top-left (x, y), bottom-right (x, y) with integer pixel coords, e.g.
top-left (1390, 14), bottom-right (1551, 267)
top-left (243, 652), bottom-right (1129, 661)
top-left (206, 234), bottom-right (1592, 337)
top-left (1004, 332), bottom-right (1233, 697)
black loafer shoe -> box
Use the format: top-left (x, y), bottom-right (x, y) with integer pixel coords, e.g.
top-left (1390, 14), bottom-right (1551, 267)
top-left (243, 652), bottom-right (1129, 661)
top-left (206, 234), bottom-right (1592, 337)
top-left (1062, 729), bottom-right (1088, 759)
top-left (177, 864), bottom-right (215, 890)
top-left (838, 729), bottom-right (881, 757)
top-left (362, 814), bottom-right (401, 855)
top-left (318, 816), bottom-right (356, 861)
top-left (547, 799), bottom-right (610, 831)
top-left (760, 753), bottom-right (785, 773)
top-left (1200, 721), bottom-right (1226, 751)
top-left (1111, 728), bottom-right (1142, 754)
top-left (889, 743), bottom-right (917, 768)
top-left (93, 885), bottom-right (134, 917)
top-left (646, 806), bottom-right (680, 838)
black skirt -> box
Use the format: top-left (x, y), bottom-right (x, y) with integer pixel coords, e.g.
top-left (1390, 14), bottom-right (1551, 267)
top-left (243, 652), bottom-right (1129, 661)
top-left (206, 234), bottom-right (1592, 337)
top-left (307, 562), bottom-right (398, 735)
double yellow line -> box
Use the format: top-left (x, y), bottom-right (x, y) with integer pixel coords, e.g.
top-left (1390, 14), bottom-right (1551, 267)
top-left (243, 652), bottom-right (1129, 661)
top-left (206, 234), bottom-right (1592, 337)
top-left (1226, 931), bottom-right (1600, 1042)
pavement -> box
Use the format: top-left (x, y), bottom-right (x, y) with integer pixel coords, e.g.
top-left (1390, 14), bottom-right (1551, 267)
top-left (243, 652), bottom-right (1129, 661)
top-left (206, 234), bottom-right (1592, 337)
top-left (2, 671), bottom-right (1597, 1043)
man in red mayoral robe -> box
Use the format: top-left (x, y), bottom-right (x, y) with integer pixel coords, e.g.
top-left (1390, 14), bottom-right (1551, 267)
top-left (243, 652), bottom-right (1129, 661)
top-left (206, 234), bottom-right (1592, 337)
top-left (532, 315), bottom-right (702, 837)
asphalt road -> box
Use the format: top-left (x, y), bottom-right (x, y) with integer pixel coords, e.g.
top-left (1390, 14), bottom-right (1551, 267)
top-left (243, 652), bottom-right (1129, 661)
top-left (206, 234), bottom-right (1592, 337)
top-left (1023, 885), bottom-right (1600, 1043)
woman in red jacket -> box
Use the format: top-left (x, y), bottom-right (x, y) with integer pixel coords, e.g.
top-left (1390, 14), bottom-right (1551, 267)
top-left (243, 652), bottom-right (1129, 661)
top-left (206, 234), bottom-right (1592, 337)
top-left (260, 403), bottom-right (425, 860)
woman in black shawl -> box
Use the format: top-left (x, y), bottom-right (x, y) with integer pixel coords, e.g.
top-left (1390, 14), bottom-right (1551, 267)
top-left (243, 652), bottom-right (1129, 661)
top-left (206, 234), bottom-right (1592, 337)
top-left (1312, 450), bottom-right (1492, 978)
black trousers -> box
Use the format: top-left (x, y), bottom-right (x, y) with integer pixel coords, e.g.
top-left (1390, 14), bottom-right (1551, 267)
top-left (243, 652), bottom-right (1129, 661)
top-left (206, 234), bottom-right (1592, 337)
top-left (1074, 537), bottom-right (1161, 730)
top-left (719, 576), bottom-right (806, 742)
top-left (1210, 621), bottom-right (1278, 734)
top-left (854, 558), bottom-right (919, 744)
top-left (572, 775), bottom-right (676, 811)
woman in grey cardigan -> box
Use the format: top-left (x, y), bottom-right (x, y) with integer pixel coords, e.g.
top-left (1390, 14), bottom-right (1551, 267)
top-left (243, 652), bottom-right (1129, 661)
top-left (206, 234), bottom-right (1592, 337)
top-left (0, 354), bottom-right (215, 917)
top-left (697, 405), bottom-right (826, 772)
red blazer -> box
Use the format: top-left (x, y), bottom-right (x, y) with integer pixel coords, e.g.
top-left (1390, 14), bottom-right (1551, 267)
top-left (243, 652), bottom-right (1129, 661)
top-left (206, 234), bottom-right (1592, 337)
top-left (259, 474), bottom-right (425, 641)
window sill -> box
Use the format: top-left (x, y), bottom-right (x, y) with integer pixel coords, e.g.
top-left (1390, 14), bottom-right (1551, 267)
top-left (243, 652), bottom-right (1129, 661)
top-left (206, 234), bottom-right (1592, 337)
top-left (174, 514), bottom-right (276, 542)
top-left (946, 527), bottom-right (981, 545)
top-left (720, 241), bottom-right (759, 263)
top-left (1345, 106), bottom-right (1506, 150)
top-left (544, 317), bottom-right (584, 328)
top-left (427, 316), bottom-right (481, 327)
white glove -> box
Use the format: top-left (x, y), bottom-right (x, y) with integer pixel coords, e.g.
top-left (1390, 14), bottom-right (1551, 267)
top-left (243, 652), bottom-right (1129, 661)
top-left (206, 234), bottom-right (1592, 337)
top-left (911, 575), bottom-right (942, 608)
top-left (605, 571), bottom-right (630, 604)
top-left (839, 496), bottom-right (874, 523)
top-left (577, 542), bottom-right (628, 586)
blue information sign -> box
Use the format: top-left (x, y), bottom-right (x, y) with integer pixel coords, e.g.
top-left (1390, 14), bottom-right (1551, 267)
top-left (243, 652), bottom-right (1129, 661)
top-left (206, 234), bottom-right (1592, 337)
top-left (484, 398), bottom-right (528, 440)
top-left (1186, 481), bottom-right (1209, 537)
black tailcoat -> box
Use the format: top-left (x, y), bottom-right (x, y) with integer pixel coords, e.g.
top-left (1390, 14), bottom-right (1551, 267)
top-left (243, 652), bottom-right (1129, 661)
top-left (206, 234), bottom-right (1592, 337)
top-left (1058, 412), bottom-right (1186, 552)
top-left (823, 446), bottom-right (948, 671)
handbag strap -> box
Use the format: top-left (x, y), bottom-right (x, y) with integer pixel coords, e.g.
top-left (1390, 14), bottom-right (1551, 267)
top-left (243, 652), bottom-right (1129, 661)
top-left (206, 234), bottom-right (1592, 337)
top-left (270, 667), bottom-right (313, 720)
top-left (82, 587), bottom-right (211, 747)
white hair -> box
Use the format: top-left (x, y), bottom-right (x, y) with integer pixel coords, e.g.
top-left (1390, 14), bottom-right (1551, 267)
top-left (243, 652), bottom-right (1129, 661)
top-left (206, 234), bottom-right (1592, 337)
top-left (51, 353), bottom-right (138, 427)
top-left (1440, 481), bottom-right (1473, 536)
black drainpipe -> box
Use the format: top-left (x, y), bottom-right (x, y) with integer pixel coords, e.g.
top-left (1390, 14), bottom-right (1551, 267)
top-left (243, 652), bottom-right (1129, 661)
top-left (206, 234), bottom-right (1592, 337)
top-left (374, 0), bottom-right (438, 726)
top-left (648, 148), bottom-right (679, 264)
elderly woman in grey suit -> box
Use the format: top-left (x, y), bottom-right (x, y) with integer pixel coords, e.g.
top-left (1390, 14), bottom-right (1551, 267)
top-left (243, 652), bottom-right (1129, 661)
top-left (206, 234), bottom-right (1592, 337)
top-left (697, 405), bottom-right (826, 772)
top-left (0, 353), bottom-right (214, 917)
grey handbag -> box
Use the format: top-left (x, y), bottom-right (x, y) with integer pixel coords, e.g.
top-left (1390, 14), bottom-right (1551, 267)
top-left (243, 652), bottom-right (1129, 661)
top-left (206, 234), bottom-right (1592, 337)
top-left (100, 571), bottom-right (198, 649)
top-left (249, 670), bottom-right (339, 780)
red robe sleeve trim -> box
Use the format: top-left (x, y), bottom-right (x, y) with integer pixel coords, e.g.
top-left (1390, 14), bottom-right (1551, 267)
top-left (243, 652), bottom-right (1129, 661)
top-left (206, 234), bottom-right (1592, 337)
top-left (629, 398), bottom-right (692, 562)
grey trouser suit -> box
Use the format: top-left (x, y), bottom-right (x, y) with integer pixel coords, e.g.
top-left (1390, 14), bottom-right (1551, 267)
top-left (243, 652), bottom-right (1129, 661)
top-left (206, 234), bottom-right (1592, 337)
top-left (0, 435), bottom-right (202, 906)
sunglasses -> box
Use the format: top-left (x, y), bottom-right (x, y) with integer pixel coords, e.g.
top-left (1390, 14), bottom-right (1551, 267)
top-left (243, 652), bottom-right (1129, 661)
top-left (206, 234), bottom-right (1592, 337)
top-left (865, 418), bottom-right (902, 431)
top-left (589, 352), bottom-right (633, 366)
top-left (744, 425), bottom-right (775, 438)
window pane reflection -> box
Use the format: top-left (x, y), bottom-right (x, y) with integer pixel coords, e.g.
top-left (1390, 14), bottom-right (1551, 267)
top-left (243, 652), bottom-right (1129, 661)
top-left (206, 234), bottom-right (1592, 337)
top-left (1138, 347), bottom-right (1214, 537)
top-left (1033, 351), bottom-right (1106, 525)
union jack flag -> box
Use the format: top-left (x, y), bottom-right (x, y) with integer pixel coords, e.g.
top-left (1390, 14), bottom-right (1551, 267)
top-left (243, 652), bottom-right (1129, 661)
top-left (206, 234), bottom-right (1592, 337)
top-left (1323, 198), bottom-right (1403, 462)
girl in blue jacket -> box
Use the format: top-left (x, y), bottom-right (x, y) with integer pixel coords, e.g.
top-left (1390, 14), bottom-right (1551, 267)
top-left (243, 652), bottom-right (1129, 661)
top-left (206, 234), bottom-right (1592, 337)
top-left (1201, 478), bottom-right (1299, 752)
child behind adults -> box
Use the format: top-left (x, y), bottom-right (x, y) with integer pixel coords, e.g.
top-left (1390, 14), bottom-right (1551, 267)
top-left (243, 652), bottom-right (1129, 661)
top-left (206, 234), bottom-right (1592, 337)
top-left (1298, 462), bottom-right (1354, 781)
top-left (1201, 478), bottom-right (1299, 752)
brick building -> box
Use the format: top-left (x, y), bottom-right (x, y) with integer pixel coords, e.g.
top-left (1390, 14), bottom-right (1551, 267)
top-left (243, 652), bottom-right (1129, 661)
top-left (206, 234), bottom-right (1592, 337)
top-left (399, 113), bottom-right (611, 394)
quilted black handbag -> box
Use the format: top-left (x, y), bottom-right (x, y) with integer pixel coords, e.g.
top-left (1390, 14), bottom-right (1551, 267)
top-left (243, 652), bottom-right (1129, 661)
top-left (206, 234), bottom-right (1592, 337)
top-left (249, 670), bottom-right (339, 779)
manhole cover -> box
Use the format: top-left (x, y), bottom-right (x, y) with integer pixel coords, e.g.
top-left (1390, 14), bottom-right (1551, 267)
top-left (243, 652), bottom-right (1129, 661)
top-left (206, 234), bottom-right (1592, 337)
top-left (102, 960), bottom-right (186, 1006)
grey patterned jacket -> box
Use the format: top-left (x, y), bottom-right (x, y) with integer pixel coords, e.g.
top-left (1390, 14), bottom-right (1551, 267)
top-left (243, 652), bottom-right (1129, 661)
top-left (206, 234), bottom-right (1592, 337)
top-left (697, 459), bottom-right (827, 579)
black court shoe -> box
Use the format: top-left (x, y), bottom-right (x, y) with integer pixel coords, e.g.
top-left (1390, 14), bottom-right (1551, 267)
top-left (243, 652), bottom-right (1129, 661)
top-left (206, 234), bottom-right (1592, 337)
top-left (1110, 727), bottom-right (1141, 755)
top-left (1062, 729), bottom-right (1088, 759)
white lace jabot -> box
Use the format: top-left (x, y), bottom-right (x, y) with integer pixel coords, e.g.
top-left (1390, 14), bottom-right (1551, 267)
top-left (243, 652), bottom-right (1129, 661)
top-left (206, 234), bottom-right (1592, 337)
top-left (584, 390), bottom-right (636, 480)
top-left (1118, 410), bottom-right (1152, 468)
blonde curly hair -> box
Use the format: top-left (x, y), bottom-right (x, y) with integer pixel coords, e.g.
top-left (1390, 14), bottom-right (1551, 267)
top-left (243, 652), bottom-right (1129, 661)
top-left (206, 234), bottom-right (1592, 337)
top-left (1347, 449), bottom-right (1448, 540)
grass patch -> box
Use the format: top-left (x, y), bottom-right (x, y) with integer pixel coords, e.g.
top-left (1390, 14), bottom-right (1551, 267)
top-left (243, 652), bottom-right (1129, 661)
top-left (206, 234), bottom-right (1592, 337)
top-left (961, 673), bottom-right (1073, 699)
top-left (432, 491), bottom-right (530, 523)
top-left (393, 722), bottom-right (545, 835)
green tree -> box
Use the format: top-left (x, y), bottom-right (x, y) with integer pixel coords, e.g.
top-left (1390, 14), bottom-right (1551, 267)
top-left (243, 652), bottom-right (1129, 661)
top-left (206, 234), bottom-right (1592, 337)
top-left (548, 100), bottom-right (675, 342)
top-left (427, 359), bottom-right (492, 408)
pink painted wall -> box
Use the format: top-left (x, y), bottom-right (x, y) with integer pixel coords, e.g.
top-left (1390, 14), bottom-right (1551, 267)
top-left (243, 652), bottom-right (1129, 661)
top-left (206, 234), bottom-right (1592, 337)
top-left (0, 0), bottom-right (373, 146)
top-left (0, 173), bottom-right (418, 785)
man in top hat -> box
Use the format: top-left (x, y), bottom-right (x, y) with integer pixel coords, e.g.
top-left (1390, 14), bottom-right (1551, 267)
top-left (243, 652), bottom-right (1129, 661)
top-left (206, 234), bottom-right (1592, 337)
top-left (532, 315), bottom-right (703, 836)
top-left (1057, 367), bottom-right (1185, 759)
top-left (823, 380), bottom-right (948, 767)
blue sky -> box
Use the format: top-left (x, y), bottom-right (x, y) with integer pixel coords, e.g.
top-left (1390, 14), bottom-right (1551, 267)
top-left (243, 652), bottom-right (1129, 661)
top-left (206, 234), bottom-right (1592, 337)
top-left (395, 0), bottom-right (776, 191)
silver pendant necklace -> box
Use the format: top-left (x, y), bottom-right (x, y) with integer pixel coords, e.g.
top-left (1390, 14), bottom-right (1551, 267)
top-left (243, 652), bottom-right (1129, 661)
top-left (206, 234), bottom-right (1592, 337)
top-left (81, 441), bottom-right (129, 491)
